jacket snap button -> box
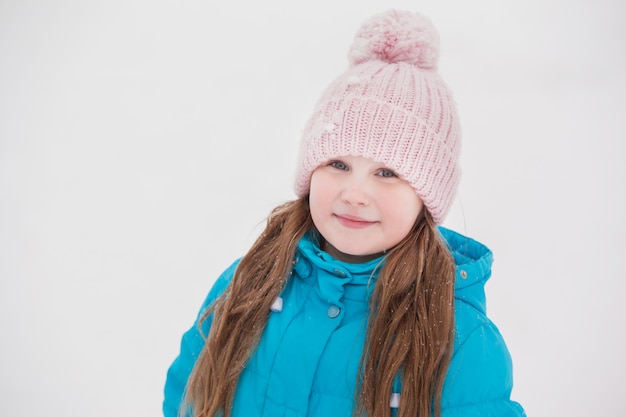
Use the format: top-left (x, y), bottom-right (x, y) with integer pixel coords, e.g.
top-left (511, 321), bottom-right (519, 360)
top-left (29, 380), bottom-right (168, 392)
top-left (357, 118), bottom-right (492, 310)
top-left (333, 268), bottom-right (347, 278)
top-left (460, 270), bottom-right (468, 279)
top-left (327, 305), bottom-right (341, 318)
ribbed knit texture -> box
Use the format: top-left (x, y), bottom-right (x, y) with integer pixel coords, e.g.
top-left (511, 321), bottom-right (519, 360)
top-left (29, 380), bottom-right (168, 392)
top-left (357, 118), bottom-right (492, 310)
top-left (294, 10), bottom-right (461, 224)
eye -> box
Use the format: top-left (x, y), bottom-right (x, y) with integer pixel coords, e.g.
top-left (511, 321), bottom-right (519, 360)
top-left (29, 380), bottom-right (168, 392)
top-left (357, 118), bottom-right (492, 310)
top-left (329, 160), bottom-right (349, 171)
top-left (377, 168), bottom-right (397, 178)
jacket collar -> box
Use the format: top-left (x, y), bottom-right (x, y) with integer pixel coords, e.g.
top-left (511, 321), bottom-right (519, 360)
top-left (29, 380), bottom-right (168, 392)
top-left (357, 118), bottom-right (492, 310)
top-left (295, 232), bottom-right (384, 284)
top-left (293, 228), bottom-right (494, 313)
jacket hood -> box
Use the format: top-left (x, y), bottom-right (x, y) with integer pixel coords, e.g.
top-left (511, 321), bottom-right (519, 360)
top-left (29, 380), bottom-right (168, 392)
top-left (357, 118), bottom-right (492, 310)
top-left (439, 226), bottom-right (493, 315)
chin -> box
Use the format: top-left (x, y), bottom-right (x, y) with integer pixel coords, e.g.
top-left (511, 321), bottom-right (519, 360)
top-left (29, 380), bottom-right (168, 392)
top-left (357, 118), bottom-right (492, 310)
top-left (336, 245), bottom-right (382, 258)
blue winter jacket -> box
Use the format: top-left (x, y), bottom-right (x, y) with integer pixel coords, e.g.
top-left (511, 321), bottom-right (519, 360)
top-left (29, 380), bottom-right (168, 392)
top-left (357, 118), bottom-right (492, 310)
top-left (163, 227), bottom-right (525, 416)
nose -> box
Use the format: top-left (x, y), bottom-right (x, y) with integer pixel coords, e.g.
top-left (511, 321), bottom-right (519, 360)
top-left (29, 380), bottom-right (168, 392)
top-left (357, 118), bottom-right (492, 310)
top-left (340, 179), bottom-right (370, 206)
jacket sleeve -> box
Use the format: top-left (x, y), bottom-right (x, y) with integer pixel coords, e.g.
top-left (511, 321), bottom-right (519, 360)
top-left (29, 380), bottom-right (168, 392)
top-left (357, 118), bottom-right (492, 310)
top-left (162, 260), bottom-right (240, 417)
top-left (441, 318), bottom-right (526, 417)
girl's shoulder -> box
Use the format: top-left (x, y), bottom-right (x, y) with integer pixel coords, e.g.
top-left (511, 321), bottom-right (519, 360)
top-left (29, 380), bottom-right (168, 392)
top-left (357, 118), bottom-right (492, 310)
top-left (439, 228), bottom-right (525, 416)
top-left (196, 258), bottom-right (242, 316)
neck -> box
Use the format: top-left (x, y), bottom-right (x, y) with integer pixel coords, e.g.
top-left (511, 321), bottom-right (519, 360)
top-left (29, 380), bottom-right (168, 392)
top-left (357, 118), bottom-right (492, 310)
top-left (322, 240), bottom-right (384, 264)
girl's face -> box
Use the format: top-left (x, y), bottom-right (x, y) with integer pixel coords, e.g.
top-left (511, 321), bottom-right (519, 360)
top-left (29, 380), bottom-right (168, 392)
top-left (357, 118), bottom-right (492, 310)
top-left (309, 155), bottom-right (423, 263)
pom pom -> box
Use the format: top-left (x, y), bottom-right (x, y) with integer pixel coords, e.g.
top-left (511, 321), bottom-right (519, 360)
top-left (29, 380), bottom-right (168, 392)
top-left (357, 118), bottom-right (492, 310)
top-left (348, 10), bottom-right (440, 70)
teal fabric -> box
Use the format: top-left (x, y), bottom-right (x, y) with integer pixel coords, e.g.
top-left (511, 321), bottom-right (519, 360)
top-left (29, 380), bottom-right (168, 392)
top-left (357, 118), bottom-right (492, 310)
top-left (163, 227), bottom-right (525, 416)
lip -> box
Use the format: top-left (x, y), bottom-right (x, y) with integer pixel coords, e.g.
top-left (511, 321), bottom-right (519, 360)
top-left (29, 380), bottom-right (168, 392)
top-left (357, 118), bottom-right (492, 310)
top-left (334, 214), bottom-right (377, 229)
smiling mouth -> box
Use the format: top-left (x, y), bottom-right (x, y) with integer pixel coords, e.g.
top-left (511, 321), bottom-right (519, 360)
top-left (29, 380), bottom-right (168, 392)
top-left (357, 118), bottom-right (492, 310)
top-left (334, 214), bottom-right (377, 229)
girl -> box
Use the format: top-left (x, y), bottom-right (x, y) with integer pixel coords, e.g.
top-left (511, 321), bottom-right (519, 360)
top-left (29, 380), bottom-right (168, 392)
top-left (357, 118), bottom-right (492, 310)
top-left (164, 10), bottom-right (525, 417)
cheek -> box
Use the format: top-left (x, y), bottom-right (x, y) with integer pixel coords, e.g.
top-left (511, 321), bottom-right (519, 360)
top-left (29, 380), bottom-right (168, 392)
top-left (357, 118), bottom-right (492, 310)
top-left (406, 196), bottom-right (424, 221)
top-left (309, 171), bottom-right (331, 221)
top-left (385, 190), bottom-right (423, 231)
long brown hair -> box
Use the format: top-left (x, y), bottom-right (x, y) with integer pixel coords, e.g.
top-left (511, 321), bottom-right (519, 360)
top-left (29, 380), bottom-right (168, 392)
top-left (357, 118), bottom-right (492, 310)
top-left (183, 197), bottom-right (455, 417)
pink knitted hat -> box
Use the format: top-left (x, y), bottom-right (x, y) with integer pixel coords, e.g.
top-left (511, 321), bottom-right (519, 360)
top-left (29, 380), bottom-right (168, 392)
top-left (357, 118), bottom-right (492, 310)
top-left (294, 10), bottom-right (461, 224)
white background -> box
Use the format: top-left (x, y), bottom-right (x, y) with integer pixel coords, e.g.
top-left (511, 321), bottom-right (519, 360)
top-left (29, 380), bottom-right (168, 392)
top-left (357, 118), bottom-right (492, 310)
top-left (1, 0), bottom-right (624, 416)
